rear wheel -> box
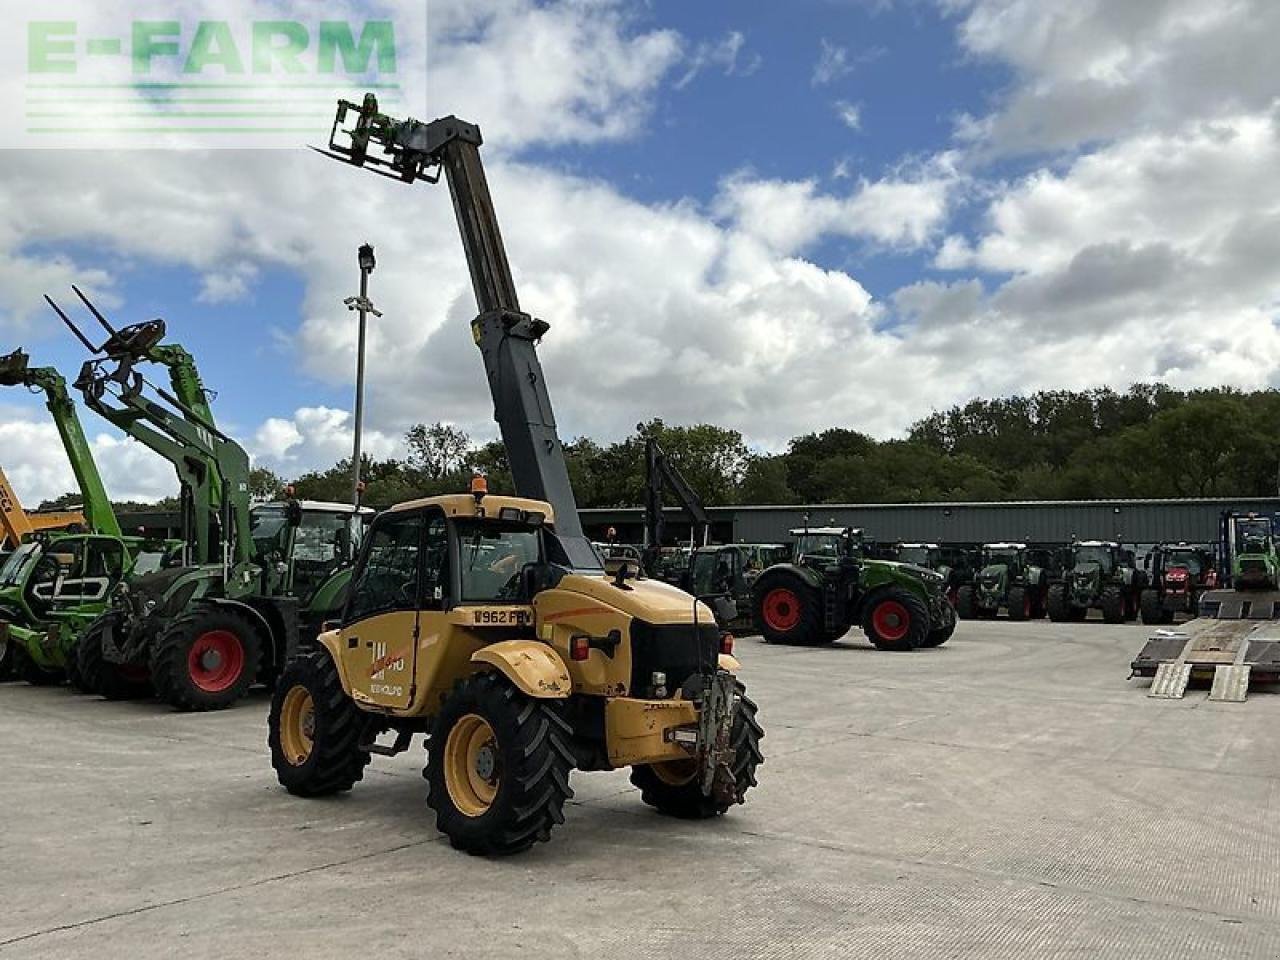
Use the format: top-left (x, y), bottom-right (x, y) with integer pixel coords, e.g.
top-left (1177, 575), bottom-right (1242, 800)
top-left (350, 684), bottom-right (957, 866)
top-left (269, 650), bottom-right (370, 796)
top-left (1046, 583), bottom-right (1070, 622)
top-left (13, 644), bottom-right (63, 687)
top-left (77, 613), bottom-right (153, 700)
top-left (425, 672), bottom-right (575, 856)
top-left (752, 574), bottom-right (830, 646)
top-left (151, 607), bottom-right (263, 712)
top-left (861, 588), bottom-right (929, 651)
top-left (0, 629), bottom-right (12, 680)
top-left (955, 585), bottom-right (976, 619)
top-left (1100, 585), bottom-right (1125, 624)
top-left (1007, 586), bottom-right (1030, 621)
top-left (1139, 589), bottom-right (1168, 625)
top-left (632, 682), bottom-right (764, 818)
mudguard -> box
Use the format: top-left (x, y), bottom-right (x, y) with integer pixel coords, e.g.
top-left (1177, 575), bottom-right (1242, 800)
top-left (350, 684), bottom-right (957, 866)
top-left (472, 640), bottom-right (572, 699)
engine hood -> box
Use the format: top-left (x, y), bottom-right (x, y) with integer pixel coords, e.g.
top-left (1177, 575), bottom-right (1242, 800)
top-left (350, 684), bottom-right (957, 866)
top-left (553, 573), bottom-right (716, 625)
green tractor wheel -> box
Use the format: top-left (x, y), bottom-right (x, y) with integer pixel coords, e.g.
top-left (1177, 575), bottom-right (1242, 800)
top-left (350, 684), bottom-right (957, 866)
top-left (919, 600), bottom-right (957, 648)
top-left (752, 573), bottom-right (831, 646)
top-left (151, 606), bottom-right (263, 712)
top-left (1100, 585), bottom-right (1125, 624)
top-left (77, 615), bottom-right (153, 700)
top-left (1046, 583), bottom-right (1070, 622)
top-left (955, 585), bottom-right (976, 620)
top-left (861, 588), bottom-right (929, 651)
top-left (1007, 586), bottom-right (1030, 622)
top-left (1139, 588), bottom-right (1172, 625)
top-left (13, 644), bottom-right (63, 687)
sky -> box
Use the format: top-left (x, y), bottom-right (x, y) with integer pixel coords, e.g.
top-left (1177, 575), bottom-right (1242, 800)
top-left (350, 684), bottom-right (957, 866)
top-left (1, 0), bottom-right (1279, 505)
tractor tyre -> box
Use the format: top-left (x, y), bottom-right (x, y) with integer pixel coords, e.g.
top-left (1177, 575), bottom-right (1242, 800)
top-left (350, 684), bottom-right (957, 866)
top-left (151, 606), bottom-right (263, 712)
top-left (1139, 589), bottom-right (1168, 625)
top-left (632, 681), bottom-right (764, 818)
top-left (1031, 587), bottom-right (1049, 619)
top-left (63, 641), bottom-right (88, 693)
top-left (426, 671), bottom-right (575, 856)
top-left (12, 644), bottom-right (63, 687)
top-left (1007, 586), bottom-right (1030, 622)
top-left (861, 588), bottom-right (930, 651)
top-left (955, 585), bottom-right (976, 620)
top-left (920, 600), bottom-right (957, 648)
top-left (1123, 590), bottom-right (1139, 622)
top-left (77, 613), bottom-right (153, 700)
top-left (1046, 584), bottom-right (1070, 622)
top-left (1100, 586), bottom-right (1125, 624)
top-left (0, 629), bottom-right (13, 680)
top-left (269, 650), bottom-right (371, 797)
top-left (752, 573), bottom-right (830, 646)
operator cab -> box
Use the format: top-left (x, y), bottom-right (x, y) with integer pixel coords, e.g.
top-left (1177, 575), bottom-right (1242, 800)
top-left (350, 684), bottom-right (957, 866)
top-left (251, 500), bottom-right (374, 602)
top-left (1071, 541), bottom-right (1118, 574)
top-left (791, 527), bottom-right (862, 564)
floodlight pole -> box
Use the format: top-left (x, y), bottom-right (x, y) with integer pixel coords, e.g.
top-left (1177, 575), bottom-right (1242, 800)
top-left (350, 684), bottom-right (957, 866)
top-left (346, 244), bottom-right (381, 506)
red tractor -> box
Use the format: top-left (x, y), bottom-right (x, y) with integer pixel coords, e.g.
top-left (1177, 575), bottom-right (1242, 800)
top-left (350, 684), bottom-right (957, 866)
top-left (1139, 543), bottom-right (1216, 625)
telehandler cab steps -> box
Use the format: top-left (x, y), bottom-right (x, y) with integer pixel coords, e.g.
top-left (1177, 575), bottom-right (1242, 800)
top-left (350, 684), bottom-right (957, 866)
top-left (1132, 595), bottom-right (1280, 701)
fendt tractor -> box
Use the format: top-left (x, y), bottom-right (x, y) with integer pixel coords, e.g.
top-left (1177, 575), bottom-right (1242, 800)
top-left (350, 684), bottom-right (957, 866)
top-left (686, 541), bottom-right (790, 633)
top-left (1133, 513), bottom-right (1280, 701)
top-left (0, 344), bottom-right (175, 686)
top-left (1047, 540), bottom-right (1145, 623)
top-left (1139, 542), bottom-right (1216, 625)
top-left (895, 542), bottom-right (977, 606)
top-left (263, 95), bottom-right (764, 855)
top-left (956, 543), bottom-right (1057, 621)
top-left (750, 525), bottom-right (955, 650)
top-left (48, 296), bottom-right (368, 711)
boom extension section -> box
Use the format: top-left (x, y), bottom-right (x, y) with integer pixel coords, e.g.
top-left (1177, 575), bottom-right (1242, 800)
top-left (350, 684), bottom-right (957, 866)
top-left (319, 94), bottom-right (597, 571)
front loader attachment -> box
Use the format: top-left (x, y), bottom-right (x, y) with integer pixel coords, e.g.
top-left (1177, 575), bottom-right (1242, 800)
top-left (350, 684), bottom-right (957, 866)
top-left (1131, 589), bottom-right (1280, 701)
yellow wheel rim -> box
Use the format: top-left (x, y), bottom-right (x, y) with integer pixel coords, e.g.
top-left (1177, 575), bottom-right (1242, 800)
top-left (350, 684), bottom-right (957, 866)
top-left (279, 685), bottom-right (315, 766)
top-left (444, 713), bottom-right (500, 817)
top-left (650, 758), bottom-right (698, 787)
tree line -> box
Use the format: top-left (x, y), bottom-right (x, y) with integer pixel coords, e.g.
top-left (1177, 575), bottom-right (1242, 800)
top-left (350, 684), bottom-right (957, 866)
top-left (37, 385), bottom-right (1280, 513)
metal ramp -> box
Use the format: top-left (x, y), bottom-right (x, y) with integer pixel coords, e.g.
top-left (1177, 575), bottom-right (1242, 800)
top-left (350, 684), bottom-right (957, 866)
top-left (1132, 615), bottom-right (1280, 702)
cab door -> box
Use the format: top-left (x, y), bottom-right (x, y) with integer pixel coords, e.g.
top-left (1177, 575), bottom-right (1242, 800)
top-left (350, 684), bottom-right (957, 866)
top-left (341, 509), bottom-right (425, 709)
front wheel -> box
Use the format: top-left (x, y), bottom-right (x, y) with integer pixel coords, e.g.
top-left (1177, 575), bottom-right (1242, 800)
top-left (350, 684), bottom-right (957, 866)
top-left (1100, 585), bottom-right (1125, 624)
top-left (955, 585), bottom-right (976, 619)
top-left (631, 681), bottom-right (764, 818)
top-left (268, 650), bottom-right (371, 796)
top-left (1046, 583), bottom-right (1069, 622)
top-left (861, 588), bottom-right (929, 651)
top-left (920, 601), bottom-right (956, 648)
top-left (1139, 589), bottom-right (1168, 625)
top-left (13, 644), bottom-right (63, 687)
top-left (77, 613), bottom-right (153, 700)
top-left (151, 607), bottom-right (263, 712)
top-left (426, 672), bottom-right (575, 856)
top-left (1007, 585), bottom-right (1030, 621)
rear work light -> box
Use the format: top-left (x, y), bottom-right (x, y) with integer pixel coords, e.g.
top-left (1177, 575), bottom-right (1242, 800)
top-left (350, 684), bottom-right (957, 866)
top-left (569, 635), bottom-right (590, 661)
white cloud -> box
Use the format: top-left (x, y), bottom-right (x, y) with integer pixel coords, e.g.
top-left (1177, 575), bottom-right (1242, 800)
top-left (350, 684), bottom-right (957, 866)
top-left (812, 38), bottom-right (853, 86)
top-left (675, 30), bottom-right (761, 89)
top-left (835, 100), bottom-right (863, 131)
top-left (251, 406), bottom-right (397, 473)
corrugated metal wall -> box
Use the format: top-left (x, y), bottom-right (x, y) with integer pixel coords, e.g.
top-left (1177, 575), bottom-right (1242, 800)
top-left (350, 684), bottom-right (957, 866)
top-left (580, 498), bottom-right (1280, 547)
top-left (728, 499), bottom-right (1280, 546)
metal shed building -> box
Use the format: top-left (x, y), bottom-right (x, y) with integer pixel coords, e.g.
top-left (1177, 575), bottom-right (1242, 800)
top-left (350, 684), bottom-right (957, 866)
top-left (580, 498), bottom-right (1280, 548)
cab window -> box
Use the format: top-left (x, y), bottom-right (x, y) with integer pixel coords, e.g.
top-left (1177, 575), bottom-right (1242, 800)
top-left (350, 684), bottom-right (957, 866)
top-left (345, 511), bottom-right (422, 623)
top-left (420, 514), bottom-right (449, 611)
top-left (458, 520), bottom-right (541, 603)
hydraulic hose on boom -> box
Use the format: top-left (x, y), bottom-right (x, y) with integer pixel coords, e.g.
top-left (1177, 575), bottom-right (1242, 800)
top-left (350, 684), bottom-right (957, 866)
top-left (317, 95), bottom-right (599, 571)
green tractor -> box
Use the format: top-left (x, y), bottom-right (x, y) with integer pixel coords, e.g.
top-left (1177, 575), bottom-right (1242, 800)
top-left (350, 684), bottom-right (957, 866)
top-left (751, 526), bottom-right (956, 650)
top-left (956, 543), bottom-right (1056, 621)
top-left (686, 542), bottom-right (790, 634)
top-left (1047, 540), bottom-right (1145, 624)
top-left (0, 343), bottom-right (181, 687)
top-left (55, 299), bottom-right (370, 711)
top-left (1222, 513), bottom-right (1279, 590)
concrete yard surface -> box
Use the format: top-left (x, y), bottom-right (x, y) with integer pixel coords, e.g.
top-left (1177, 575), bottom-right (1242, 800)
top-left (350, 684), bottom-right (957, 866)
top-left (2, 620), bottom-right (1279, 959)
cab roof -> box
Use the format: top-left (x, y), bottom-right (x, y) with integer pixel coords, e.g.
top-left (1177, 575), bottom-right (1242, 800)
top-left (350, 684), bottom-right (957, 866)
top-left (899, 542), bottom-right (939, 549)
top-left (984, 542), bottom-right (1026, 550)
top-left (384, 492), bottom-right (554, 523)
